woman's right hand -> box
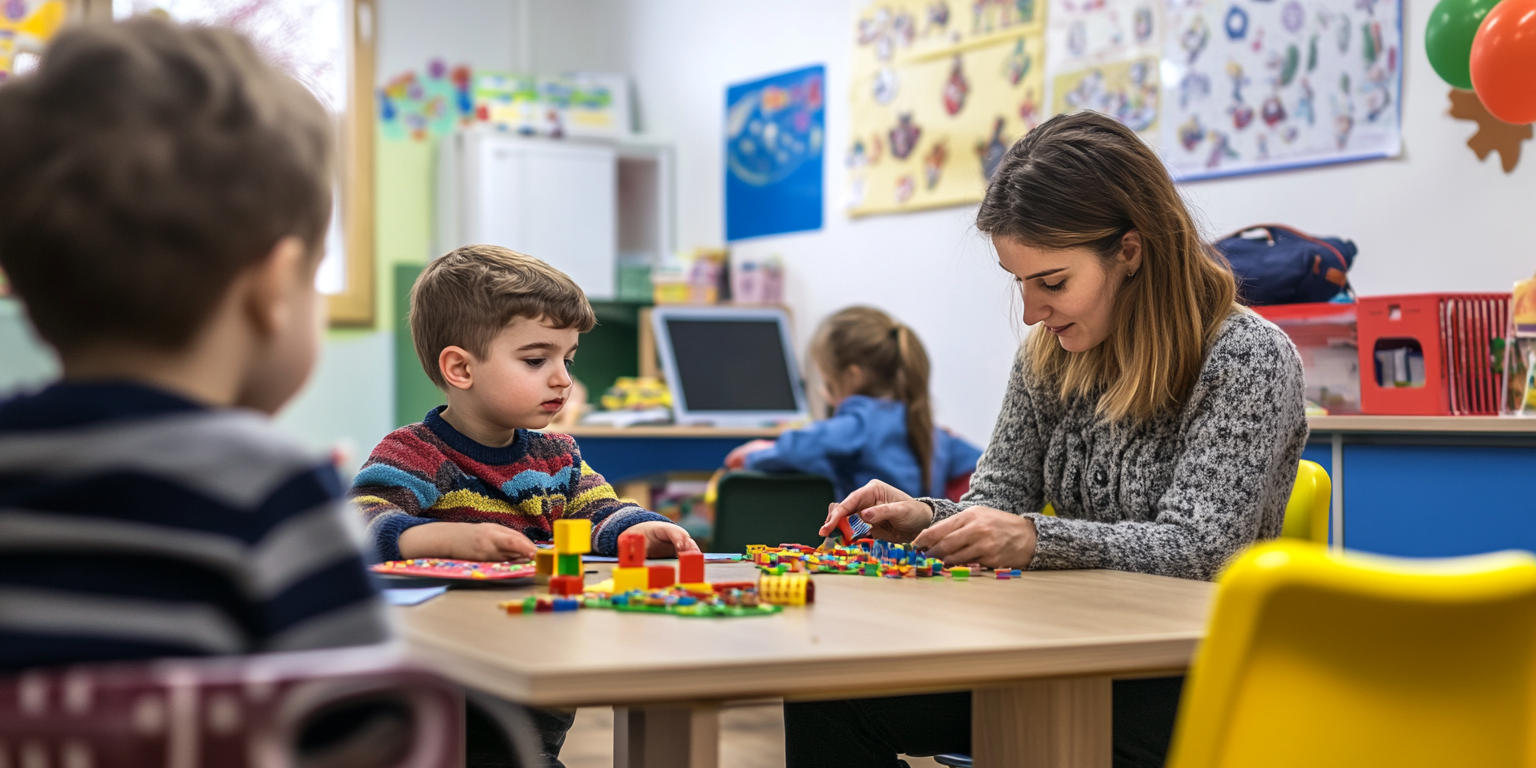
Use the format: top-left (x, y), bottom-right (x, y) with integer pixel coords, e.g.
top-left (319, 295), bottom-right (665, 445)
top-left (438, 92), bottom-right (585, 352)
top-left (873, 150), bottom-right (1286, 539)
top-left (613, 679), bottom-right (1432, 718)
top-left (818, 479), bottom-right (934, 544)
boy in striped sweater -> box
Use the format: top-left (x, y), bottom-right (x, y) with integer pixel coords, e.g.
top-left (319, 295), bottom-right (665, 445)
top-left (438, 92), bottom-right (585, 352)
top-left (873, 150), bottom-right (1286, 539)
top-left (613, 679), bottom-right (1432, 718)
top-left (0, 19), bottom-right (387, 670)
top-left (352, 245), bottom-right (698, 766)
top-left (352, 245), bottom-right (699, 563)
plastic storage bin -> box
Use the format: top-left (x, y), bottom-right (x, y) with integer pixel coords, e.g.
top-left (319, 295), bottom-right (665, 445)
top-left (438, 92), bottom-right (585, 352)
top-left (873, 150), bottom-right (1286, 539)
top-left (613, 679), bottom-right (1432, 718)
top-left (1253, 302), bottom-right (1361, 414)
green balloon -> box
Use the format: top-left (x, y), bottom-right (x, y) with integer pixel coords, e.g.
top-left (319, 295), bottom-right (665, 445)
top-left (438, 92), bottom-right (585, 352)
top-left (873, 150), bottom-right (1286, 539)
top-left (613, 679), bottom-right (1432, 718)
top-left (1426, 0), bottom-right (1504, 89)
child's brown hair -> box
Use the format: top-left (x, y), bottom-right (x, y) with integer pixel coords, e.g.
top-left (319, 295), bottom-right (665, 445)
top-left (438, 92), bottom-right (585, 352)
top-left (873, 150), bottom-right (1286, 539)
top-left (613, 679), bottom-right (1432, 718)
top-left (410, 244), bottom-right (598, 389)
top-left (0, 17), bottom-right (334, 354)
top-left (812, 307), bottom-right (935, 493)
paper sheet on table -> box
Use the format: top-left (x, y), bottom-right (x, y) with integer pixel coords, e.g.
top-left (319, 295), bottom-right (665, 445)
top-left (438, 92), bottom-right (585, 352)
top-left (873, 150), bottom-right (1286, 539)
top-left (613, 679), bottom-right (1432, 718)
top-left (385, 586), bottom-right (448, 606)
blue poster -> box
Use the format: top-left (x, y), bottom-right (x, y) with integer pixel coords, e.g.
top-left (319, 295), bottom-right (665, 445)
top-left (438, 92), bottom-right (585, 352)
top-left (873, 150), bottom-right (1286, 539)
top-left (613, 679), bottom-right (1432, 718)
top-left (725, 65), bottom-right (825, 241)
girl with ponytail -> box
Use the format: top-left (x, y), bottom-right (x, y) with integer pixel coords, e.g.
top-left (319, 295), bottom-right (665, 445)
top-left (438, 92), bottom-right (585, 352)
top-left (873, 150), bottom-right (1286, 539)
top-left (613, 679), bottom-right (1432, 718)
top-left (724, 306), bottom-right (981, 500)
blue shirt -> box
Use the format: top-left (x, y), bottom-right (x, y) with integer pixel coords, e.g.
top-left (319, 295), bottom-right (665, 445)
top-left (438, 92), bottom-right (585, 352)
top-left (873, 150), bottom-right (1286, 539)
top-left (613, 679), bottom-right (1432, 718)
top-left (0, 381), bottom-right (388, 672)
top-left (744, 395), bottom-right (983, 499)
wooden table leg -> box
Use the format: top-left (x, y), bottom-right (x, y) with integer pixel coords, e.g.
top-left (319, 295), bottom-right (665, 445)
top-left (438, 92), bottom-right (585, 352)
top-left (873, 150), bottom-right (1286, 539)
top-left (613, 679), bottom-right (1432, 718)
top-left (613, 704), bottom-right (720, 768)
top-left (972, 676), bottom-right (1112, 768)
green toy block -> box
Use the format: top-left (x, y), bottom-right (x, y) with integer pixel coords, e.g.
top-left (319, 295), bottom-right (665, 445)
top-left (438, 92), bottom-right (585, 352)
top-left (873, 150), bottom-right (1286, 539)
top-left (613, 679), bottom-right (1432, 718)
top-left (557, 553), bottom-right (582, 576)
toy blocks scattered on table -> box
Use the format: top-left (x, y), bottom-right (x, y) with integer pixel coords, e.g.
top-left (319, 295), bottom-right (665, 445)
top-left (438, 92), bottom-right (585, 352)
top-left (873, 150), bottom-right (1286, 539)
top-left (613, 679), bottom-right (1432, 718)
top-left (746, 540), bottom-right (1019, 583)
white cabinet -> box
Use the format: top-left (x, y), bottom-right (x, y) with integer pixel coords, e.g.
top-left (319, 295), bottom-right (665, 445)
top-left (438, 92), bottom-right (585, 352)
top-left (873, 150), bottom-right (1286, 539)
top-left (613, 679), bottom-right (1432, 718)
top-left (437, 131), bottom-right (620, 299)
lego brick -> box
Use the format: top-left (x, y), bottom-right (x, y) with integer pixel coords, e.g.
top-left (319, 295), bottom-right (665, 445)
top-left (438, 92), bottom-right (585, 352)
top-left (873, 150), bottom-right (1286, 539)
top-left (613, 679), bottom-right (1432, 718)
top-left (647, 564), bottom-right (676, 589)
top-left (611, 566), bottom-right (648, 593)
top-left (549, 575), bottom-right (585, 596)
top-left (552, 597), bottom-right (580, 612)
top-left (617, 531), bottom-right (647, 568)
top-left (678, 551), bottom-right (705, 583)
top-left (534, 550), bottom-right (556, 585)
top-left (557, 553), bottom-right (582, 576)
top-left (951, 567), bottom-right (971, 580)
top-left (553, 518), bottom-right (592, 555)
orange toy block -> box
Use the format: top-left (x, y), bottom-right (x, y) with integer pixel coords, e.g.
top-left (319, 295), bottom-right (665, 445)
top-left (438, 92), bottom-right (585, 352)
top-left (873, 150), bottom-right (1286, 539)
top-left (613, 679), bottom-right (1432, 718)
top-left (679, 551), bottom-right (705, 583)
top-left (534, 550), bottom-right (556, 585)
top-left (549, 575), bottom-right (584, 596)
top-left (647, 564), bottom-right (676, 589)
top-left (618, 531), bottom-right (647, 568)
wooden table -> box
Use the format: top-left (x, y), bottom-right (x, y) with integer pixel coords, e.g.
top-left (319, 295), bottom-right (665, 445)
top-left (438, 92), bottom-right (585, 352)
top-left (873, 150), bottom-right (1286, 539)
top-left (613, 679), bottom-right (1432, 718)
top-left (397, 562), bottom-right (1215, 768)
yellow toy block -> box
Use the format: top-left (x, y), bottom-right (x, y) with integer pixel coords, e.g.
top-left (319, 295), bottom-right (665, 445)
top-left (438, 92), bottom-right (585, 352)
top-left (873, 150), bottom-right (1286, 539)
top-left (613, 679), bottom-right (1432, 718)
top-left (534, 550), bottom-right (556, 585)
top-left (611, 566), bottom-right (648, 593)
top-left (553, 519), bottom-right (592, 555)
top-left (677, 582), bottom-right (713, 593)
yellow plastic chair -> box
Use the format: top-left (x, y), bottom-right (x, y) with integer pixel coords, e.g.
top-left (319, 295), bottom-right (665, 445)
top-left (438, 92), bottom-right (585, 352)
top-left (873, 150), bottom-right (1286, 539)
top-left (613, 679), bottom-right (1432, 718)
top-left (1280, 459), bottom-right (1331, 544)
top-left (1168, 540), bottom-right (1536, 768)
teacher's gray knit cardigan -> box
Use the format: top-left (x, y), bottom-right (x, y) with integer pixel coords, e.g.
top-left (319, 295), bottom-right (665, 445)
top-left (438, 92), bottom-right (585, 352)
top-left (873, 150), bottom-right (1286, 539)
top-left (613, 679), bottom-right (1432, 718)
top-left (926, 310), bottom-right (1308, 582)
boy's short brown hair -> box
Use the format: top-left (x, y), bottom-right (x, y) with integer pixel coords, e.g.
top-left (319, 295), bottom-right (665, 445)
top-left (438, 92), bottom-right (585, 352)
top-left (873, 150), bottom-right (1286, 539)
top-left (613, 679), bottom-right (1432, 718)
top-left (410, 245), bottom-right (598, 388)
top-left (0, 17), bottom-right (333, 353)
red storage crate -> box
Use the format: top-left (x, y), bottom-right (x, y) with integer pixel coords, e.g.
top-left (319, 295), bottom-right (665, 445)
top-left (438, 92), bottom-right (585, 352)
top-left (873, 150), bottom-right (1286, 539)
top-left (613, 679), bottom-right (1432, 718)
top-left (1356, 293), bottom-right (1510, 415)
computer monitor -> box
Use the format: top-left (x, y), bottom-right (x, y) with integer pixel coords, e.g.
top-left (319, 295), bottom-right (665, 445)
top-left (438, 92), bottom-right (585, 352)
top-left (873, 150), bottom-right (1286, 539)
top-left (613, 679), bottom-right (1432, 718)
top-left (650, 306), bottom-right (809, 426)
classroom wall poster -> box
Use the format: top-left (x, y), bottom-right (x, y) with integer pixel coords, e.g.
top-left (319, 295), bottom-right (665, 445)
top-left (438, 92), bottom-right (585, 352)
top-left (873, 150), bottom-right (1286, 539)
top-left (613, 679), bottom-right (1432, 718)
top-left (1045, 0), bottom-right (1164, 140)
top-left (1158, 0), bottom-right (1402, 180)
top-left (849, 0), bottom-right (1402, 215)
top-left (725, 65), bottom-right (826, 241)
top-left (848, 1), bottom-right (1045, 216)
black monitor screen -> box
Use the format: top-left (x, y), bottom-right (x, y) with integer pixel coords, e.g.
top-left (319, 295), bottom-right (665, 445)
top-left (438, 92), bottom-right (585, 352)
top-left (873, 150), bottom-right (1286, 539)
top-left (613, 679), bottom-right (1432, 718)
top-left (664, 319), bottom-right (799, 412)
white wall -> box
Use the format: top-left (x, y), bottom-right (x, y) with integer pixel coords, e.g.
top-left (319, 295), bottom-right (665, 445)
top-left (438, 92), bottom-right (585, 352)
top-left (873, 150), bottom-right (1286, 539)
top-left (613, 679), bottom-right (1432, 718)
top-left (527, 0), bottom-right (1536, 444)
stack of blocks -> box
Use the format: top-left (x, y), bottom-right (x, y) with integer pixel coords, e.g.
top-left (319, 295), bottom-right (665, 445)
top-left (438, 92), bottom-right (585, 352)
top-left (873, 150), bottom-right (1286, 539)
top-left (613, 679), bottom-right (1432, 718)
top-left (548, 519), bottom-right (590, 596)
top-left (610, 532), bottom-right (706, 592)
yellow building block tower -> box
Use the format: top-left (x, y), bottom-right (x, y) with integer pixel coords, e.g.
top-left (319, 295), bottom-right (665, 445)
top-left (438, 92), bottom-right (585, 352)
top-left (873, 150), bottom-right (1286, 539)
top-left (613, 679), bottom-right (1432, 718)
top-left (549, 519), bottom-right (591, 596)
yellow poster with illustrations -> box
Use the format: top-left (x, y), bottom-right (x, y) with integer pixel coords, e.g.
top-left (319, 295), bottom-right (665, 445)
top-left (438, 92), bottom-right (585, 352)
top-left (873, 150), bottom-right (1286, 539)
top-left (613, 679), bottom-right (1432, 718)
top-left (848, 1), bottom-right (1045, 216)
top-left (0, 0), bottom-right (66, 82)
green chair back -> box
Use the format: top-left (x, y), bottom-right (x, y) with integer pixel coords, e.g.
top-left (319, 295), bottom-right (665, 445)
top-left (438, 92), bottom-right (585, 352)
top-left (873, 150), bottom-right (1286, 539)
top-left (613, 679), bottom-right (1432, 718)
top-left (711, 471), bottom-right (836, 553)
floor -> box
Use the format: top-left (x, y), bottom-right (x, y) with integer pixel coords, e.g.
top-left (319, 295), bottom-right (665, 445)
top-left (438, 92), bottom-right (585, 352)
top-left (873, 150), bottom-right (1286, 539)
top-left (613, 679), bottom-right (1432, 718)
top-left (559, 704), bottom-right (946, 768)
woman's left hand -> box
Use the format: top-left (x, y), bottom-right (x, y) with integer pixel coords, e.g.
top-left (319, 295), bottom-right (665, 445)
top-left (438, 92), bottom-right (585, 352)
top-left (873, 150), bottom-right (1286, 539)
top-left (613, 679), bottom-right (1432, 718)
top-left (912, 507), bottom-right (1038, 570)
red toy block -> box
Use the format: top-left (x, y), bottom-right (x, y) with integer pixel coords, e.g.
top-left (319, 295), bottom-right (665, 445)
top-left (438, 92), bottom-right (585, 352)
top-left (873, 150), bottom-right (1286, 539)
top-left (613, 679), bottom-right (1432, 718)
top-left (549, 575), bottom-right (584, 596)
top-left (647, 564), bottom-right (676, 589)
top-left (679, 551), bottom-right (705, 583)
top-left (618, 531), bottom-right (647, 568)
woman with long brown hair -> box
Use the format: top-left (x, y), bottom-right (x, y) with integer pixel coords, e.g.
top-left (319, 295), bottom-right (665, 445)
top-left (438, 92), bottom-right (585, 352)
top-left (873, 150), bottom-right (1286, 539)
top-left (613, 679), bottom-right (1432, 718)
top-left (785, 111), bottom-right (1308, 767)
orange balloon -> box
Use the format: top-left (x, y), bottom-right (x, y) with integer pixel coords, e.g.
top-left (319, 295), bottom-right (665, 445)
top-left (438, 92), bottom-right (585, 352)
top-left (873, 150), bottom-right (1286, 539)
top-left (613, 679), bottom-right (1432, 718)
top-left (1471, 0), bottom-right (1536, 124)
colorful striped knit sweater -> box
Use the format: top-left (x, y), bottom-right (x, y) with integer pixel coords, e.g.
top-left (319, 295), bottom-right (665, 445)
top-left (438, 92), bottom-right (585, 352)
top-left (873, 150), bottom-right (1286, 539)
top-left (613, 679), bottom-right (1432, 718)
top-left (351, 407), bottom-right (670, 561)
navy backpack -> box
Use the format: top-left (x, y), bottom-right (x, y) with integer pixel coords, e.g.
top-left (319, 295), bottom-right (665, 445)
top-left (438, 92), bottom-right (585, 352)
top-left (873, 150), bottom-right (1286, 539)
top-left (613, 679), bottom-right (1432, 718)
top-left (1213, 225), bottom-right (1357, 306)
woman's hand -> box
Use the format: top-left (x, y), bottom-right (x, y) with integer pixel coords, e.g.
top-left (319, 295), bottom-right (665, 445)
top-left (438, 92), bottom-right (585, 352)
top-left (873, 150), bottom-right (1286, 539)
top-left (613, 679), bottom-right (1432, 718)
top-left (912, 507), bottom-right (1038, 570)
top-left (818, 479), bottom-right (934, 544)
top-left (724, 439), bottom-right (776, 469)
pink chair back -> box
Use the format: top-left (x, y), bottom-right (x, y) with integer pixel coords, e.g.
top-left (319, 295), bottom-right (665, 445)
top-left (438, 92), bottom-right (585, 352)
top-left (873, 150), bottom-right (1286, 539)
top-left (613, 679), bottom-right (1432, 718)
top-left (0, 646), bottom-right (470, 768)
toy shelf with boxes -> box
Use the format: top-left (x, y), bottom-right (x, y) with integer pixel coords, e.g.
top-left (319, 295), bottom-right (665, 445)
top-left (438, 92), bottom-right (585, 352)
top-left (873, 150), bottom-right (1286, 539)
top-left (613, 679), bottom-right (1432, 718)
top-left (1258, 293), bottom-right (1513, 416)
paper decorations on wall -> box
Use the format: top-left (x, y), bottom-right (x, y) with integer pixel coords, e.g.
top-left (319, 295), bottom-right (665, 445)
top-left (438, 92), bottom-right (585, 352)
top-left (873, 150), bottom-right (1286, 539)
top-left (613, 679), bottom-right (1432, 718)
top-left (474, 72), bottom-right (631, 140)
top-left (848, 1), bottom-right (1046, 215)
top-left (848, 0), bottom-right (1404, 216)
top-left (379, 59), bottom-right (474, 141)
top-left (1448, 87), bottom-right (1532, 172)
top-left (1159, 0), bottom-right (1403, 180)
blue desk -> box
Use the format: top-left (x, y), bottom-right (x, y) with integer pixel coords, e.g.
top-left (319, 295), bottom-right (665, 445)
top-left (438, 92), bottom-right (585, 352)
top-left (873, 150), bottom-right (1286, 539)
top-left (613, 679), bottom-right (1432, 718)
top-left (1307, 416), bottom-right (1536, 558)
top-left (549, 426), bottom-right (784, 483)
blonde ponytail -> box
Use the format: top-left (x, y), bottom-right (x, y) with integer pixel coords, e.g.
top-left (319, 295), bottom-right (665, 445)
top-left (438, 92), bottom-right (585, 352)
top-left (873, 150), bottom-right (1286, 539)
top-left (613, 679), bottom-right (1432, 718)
top-left (894, 325), bottom-right (935, 496)
top-left (811, 307), bottom-right (937, 496)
